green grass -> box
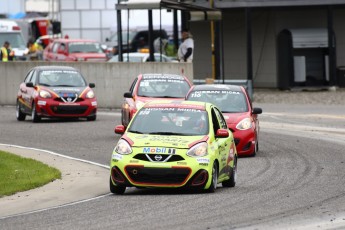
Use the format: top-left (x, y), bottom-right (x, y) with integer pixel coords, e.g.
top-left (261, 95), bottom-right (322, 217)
top-left (0, 150), bottom-right (61, 197)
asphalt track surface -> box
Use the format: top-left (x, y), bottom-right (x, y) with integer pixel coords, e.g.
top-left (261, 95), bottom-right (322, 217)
top-left (0, 104), bottom-right (345, 230)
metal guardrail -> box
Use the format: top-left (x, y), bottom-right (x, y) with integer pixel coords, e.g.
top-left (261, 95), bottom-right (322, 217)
top-left (193, 79), bottom-right (253, 100)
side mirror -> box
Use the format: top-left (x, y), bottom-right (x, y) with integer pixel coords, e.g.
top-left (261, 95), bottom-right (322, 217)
top-left (216, 129), bottom-right (229, 138)
top-left (252, 108), bottom-right (262, 115)
top-left (89, 83), bottom-right (95, 88)
top-left (114, 125), bottom-right (126, 134)
top-left (124, 92), bottom-right (132, 98)
top-left (26, 82), bottom-right (34, 88)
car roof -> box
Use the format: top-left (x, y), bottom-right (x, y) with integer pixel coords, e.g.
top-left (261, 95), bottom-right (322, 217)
top-left (191, 84), bottom-right (244, 92)
top-left (32, 65), bottom-right (79, 71)
top-left (143, 100), bottom-right (210, 111)
top-left (140, 73), bottom-right (187, 80)
top-left (51, 39), bottom-right (98, 43)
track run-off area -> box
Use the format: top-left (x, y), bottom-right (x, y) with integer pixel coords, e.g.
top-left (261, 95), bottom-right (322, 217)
top-left (0, 103), bottom-right (345, 230)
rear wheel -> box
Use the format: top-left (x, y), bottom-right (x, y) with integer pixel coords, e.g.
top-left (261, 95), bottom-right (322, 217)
top-left (222, 157), bottom-right (237, 188)
top-left (31, 103), bottom-right (41, 123)
top-left (109, 177), bottom-right (126, 195)
top-left (206, 162), bottom-right (218, 193)
top-left (16, 101), bottom-right (26, 121)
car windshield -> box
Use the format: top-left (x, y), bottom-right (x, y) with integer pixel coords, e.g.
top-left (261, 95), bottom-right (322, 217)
top-left (68, 42), bottom-right (104, 53)
top-left (38, 70), bottom-right (87, 87)
top-left (187, 90), bottom-right (248, 113)
top-left (0, 33), bottom-right (26, 48)
top-left (137, 75), bottom-right (190, 98)
top-left (128, 107), bottom-right (209, 135)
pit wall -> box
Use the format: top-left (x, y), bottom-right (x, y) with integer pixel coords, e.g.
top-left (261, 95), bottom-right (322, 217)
top-left (0, 62), bottom-right (193, 109)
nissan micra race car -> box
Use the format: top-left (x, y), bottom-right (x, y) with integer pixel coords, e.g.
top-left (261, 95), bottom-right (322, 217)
top-left (121, 73), bottom-right (192, 127)
top-left (110, 100), bottom-right (237, 194)
top-left (16, 66), bottom-right (97, 122)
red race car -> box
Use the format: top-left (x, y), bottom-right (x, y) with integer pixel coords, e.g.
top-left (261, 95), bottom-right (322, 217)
top-left (186, 84), bottom-right (262, 157)
top-left (121, 73), bottom-right (192, 126)
top-left (16, 66), bottom-right (97, 122)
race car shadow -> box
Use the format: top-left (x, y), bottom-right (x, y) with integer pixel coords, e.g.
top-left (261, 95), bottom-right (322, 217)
top-left (120, 186), bottom-right (230, 196)
top-left (22, 117), bottom-right (93, 123)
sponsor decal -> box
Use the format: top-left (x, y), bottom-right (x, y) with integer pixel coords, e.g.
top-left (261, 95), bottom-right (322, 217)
top-left (142, 147), bottom-right (176, 154)
top-left (191, 90), bottom-right (240, 98)
top-left (53, 88), bottom-right (81, 92)
top-left (199, 163), bottom-right (208, 166)
top-left (136, 135), bottom-right (190, 145)
top-left (197, 158), bottom-right (210, 163)
top-left (130, 160), bottom-right (139, 163)
top-left (91, 101), bottom-right (97, 106)
top-left (112, 153), bottom-right (123, 161)
top-left (37, 100), bottom-right (46, 105)
top-left (177, 162), bottom-right (187, 165)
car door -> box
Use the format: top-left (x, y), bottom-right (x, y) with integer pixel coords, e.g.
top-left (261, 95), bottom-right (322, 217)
top-left (56, 42), bottom-right (67, 61)
top-left (211, 107), bottom-right (232, 179)
top-left (21, 70), bottom-right (37, 113)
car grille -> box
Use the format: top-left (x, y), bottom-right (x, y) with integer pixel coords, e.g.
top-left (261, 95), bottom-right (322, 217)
top-left (125, 166), bottom-right (191, 185)
top-left (50, 105), bottom-right (88, 114)
top-left (54, 98), bottom-right (84, 103)
top-left (133, 154), bottom-right (185, 162)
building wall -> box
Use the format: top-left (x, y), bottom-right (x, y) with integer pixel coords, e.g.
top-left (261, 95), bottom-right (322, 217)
top-left (59, 0), bottom-right (117, 42)
top-left (192, 7), bottom-right (345, 88)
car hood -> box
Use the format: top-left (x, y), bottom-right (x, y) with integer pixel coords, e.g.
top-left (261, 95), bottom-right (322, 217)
top-left (136, 96), bottom-right (185, 103)
top-left (124, 133), bottom-right (208, 149)
top-left (222, 112), bottom-right (250, 125)
top-left (41, 86), bottom-right (89, 97)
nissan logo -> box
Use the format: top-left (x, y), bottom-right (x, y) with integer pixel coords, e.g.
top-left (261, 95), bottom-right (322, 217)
top-left (154, 155), bottom-right (163, 161)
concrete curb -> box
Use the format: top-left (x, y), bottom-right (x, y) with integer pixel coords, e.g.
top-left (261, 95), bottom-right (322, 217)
top-left (0, 145), bottom-right (110, 218)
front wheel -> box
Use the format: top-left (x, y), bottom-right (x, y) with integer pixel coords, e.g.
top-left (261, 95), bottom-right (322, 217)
top-left (222, 157), bottom-right (237, 188)
top-left (87, 115), bottom-right (97, 121)
top-left (16, 101), bottom-right (26, 121)
top-left (206, 162), bottom-right (218, 193)
top-left (109, 177), bottom-right (126, 195)
top-left (31, 103), bottom-right (41, 123)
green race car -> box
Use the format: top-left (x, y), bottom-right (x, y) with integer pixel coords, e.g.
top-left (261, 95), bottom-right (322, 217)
top-left (110, 100), bottom-right (237, 194)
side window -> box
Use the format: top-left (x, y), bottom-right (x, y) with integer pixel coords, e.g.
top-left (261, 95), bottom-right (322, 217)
top-left (24, 70), bottom-right (34, 83)
top-left (129, 78), bottom-right (138, 93)
top-left (30, 71), bottom-right (37, 85)
top-left (214, 108), bottom-right (228, 129)
top-left (211, 109), bottom-right (220, 135)
top-left (52, 43), bottom-right (59, 53)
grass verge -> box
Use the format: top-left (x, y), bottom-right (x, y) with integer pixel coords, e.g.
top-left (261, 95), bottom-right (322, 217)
top-left (0, 150), bottom-right (61, 198)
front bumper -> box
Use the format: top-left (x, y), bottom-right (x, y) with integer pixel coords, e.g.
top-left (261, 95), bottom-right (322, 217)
top-left (36, 99), bottom-right (97, 118)
top-left (110, 154), bottom-right (213, 189)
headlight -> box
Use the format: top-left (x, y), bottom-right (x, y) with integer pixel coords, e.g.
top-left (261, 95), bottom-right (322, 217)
top-left (39, 90), bottom-right (51, 98)
top-left (187, 142), bottom-right (208, 157)
top-left (86, 90), bottom-right (95, 99)
top-left (136, 101), bottom-right (145, 110)
top-left (236, 118), bottom-right (252, 130)
top-left (114, 139), bottom-right (132, 155)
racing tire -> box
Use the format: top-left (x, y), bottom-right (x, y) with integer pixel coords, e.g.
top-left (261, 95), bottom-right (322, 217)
top-left (87, 115), bottom-right (97, 121)
top-left (16, 101), bottom-right (26, 121)
top-left (222, 157), bottom-right (237, 188)
top-left (250, 141), bottom-right (258, 157)
top-left (206, 162), bottom-right (218, 193)
top-left (109, 177), bottom-right (126, 195)
top-left (31, 103), bottom-right (41, 123)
